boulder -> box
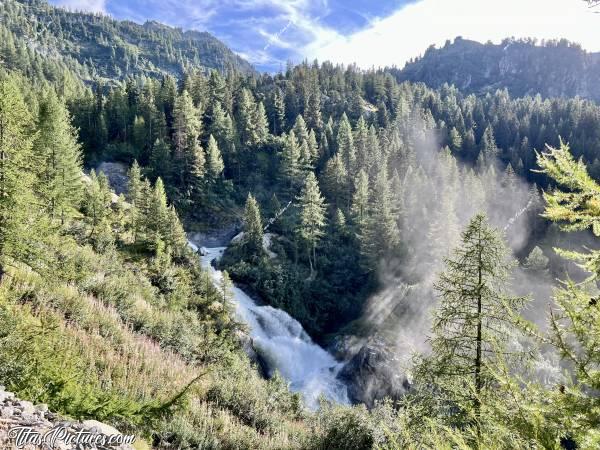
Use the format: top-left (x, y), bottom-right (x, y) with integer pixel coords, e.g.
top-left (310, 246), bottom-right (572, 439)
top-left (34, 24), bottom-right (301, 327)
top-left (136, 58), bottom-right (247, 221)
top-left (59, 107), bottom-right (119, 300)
top-left (337, 336), bottom-right (409, 407)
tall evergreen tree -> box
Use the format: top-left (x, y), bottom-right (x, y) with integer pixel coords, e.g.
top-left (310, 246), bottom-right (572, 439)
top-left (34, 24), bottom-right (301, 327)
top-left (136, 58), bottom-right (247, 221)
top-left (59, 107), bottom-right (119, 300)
top-left (337, 113), bottom-right (356, 176)
top-left (419, 214), bottom-right (528, 434)
top-left (280, 130), bottom-right (302, 192)
top-left (206, 134), bottom-right (224, 182)
top-left (242, 193), bottom-right (263, 257)
top-left (272, 88), bottom-right (286, 135)
top-left (296, 172), bottom-right (326, 275)
top-left (35, 88), bottom-right (83, 224)
top-left (172, 90), bottom-right (203, 192)
top-left (0, 76), bottom-right (37, 278)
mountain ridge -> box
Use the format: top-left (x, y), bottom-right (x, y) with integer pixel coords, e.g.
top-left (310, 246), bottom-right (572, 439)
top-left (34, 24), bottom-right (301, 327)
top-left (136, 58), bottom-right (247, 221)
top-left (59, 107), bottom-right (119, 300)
top-left (2, 0), bottom-right (255, 82)
top-left (392, 36), bottom-right (600, 102)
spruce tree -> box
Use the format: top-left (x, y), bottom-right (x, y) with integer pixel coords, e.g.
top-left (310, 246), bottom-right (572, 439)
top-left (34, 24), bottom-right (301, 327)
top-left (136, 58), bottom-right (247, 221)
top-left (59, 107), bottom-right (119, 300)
top-left (206, 134), bottom-right (224, 182)
top-left (280, 130), bottom-right (302, 192)
top-left (272, 88), bottom-right (286, 135)
top-left (242, 193), bottom-right (263, 257)
top-left (237, 88), bottom-right (258, 148)
top-left (254, 101), bottom-right (269, 145)
top-left (351, 169), bottom-right (370, 230)
top-left (296, 172), bottom-right (326, 275)
top-left (148, 177), bottom-right (169, 251)
top-left (337, 113), bottom-right (356, 176)
top-left (149, 138), bottom-right (171, 181)
top-left (361, 169), bottom-right (400, 266)
top-left (322, 154), bottom-right (348, 210)
top-left (172, 90), bottom-right (203, 191)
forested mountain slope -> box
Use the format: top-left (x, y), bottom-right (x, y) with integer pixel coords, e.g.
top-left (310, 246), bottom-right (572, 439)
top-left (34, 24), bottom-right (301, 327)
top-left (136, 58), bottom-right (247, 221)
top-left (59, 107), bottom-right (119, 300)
top-left (0, 0), bottom-right (254, 88)
top-left (393, 37), bottom-right (600, 102)
top-left (1, 2), bottom-right (600, 447)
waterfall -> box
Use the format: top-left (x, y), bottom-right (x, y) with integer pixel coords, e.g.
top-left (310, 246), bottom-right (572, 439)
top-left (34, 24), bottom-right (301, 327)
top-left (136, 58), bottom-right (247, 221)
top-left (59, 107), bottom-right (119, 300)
top-left (188, 242), bottom-right (349, 409)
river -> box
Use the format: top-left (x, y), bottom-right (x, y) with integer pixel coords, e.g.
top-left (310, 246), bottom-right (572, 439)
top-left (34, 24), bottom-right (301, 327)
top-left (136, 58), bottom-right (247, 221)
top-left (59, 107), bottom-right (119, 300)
top-left (188, 242), bottom-right (349, 409)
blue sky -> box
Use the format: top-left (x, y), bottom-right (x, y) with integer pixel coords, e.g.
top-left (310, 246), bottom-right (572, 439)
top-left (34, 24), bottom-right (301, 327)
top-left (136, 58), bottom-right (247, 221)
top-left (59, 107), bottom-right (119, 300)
top-left (51, 0), bottom-right (600, 72)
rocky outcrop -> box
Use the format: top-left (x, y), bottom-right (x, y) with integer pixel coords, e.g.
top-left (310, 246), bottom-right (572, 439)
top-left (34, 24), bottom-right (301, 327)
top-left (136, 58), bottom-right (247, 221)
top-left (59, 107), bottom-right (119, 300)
top-left (188, 223), bottom-right (240, 248)
top-left (96, 162), bottom-right (129, 196)
top-left (337, 337), bottom-right (409, 407)
top-left (0, 387), bottom-right (135, 450)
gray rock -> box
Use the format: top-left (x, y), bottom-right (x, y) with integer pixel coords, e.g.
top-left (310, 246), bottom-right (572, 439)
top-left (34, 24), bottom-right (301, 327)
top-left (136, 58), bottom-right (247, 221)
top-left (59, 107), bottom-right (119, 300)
top-left (81, 419), bottom-right (121, 436)
top-left (1, 406), bottom-right (14, 417)
top-left (337, 336), bottom-right (409, 407)
top-left (20, 400), bottom-right (36, 415)
top-left (35, 403), bottom-right (48, 412)
top-left (0, 390), bottom-right (15, 403)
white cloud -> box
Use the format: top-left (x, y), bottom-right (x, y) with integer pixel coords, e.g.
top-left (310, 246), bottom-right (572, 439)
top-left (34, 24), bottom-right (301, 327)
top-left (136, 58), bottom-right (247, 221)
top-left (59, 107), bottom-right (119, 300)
top-left (54, 0), bottom-right (107, 13)
top-left (306, 0), bottom-right (600, 68)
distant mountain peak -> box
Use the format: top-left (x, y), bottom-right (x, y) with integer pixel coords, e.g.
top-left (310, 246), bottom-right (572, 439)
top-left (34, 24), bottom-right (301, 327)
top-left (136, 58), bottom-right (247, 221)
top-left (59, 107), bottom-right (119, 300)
top-left (395, 37), bottom-right (600, 101)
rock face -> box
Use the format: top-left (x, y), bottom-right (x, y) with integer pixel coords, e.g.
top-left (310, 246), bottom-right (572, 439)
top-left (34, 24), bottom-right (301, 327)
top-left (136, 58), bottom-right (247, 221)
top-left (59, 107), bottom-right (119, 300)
top-left (337, 337), bottom-right (409, 407)
top-left (0, 386), bottom-right (135, 450)
top-left (395, 37), bottom-right (600, 102)
top-left (188, 223), bottom-right (241, 247)
top-left (96, 162), bottom-right (130, 196)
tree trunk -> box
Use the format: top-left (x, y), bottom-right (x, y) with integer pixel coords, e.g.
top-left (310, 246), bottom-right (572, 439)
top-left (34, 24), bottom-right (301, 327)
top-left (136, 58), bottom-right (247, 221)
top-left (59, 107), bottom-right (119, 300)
top-left (475, 234), bottom-right (483, 440)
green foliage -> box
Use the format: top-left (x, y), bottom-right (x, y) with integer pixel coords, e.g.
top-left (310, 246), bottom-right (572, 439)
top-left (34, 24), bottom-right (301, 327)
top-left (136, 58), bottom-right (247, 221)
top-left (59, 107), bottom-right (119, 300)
top-left (242, 193), bottom-right (264, 258)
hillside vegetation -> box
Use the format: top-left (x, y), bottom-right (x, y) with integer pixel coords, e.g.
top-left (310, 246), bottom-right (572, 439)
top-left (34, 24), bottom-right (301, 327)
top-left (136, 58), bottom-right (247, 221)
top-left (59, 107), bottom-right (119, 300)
top-left (0, 1), bottom-right (599, 448)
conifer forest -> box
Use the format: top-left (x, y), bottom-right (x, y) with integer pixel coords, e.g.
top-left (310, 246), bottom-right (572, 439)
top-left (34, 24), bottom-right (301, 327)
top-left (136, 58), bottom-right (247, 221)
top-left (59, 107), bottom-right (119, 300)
top-left (0, 0), bottom-right (599, 448)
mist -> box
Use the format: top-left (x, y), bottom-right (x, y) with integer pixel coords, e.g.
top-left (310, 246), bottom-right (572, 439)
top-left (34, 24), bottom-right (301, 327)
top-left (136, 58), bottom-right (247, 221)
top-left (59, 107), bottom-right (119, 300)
top-left (340, 118), bottom-right (578, 403)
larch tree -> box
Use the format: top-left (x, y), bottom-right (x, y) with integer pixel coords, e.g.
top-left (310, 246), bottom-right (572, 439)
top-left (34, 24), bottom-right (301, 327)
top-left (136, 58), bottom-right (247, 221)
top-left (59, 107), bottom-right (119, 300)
top-left (534, 142), bottom-right (600, 445)
top-left (296, 172), bottom-right (326, 275)
top-left (35, 88), bottom-right (84, 224)
top-left (0, 76), bottom-right (37, 279)
top-left (420, 213), bottom-right (528, 435)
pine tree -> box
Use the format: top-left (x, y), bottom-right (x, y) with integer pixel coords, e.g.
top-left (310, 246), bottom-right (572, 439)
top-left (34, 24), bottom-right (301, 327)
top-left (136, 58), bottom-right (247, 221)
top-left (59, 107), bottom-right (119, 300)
top-left (304, 82), bottom-right (323, 131)
top-left (354, 116), bottom-right (369, 170)
top-left (0, 76), bottom-right (37, 278)
top-left (419, 214), bottom-right (528, 434)
top-left (242, 193), bottom-right (263, 257)
top-left (296, 172), bottom-right (326, 275)
top-left (35, 88), bottom-right (83, 224)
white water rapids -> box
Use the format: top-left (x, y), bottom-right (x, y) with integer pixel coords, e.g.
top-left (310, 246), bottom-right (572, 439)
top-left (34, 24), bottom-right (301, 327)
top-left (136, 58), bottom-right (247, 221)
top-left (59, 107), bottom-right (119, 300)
top-left (188, 242), bottom-right (349, 409)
